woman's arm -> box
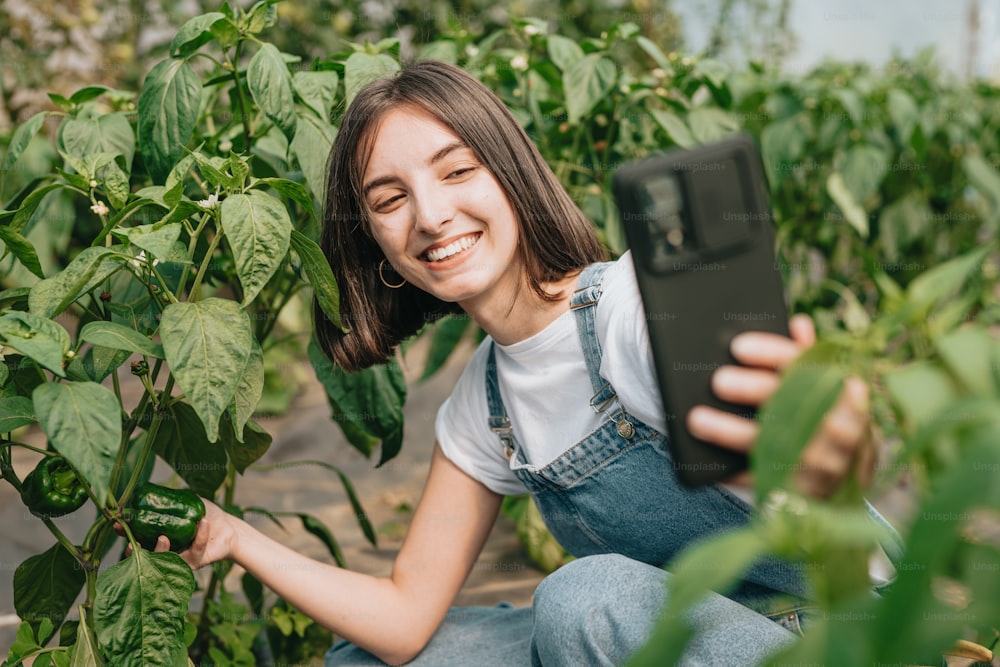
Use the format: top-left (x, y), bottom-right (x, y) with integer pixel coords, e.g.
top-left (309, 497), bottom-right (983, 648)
top-left (178, 443), bottom-right (503, 665)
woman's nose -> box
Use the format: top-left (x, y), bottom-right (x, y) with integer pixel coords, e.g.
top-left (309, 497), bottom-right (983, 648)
top-left (411, 189), bottom-right (454, 234)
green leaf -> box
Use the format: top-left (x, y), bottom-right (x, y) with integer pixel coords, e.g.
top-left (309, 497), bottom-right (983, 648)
top-left (547, 35), bottom-right (584, 71)
top-left (244, 0), bottom-right (278, 33)
top-left (0, 396), bottom-right (36, 431)
top-left (3, 111), bottom-right (47, 172)
top-left (227, 340), bottom-right (264, 441)
top-left (189, 151), bottom-right (227, 189)
top-left (59, 112), bottom-right (135, 173)
top-left (13, 543), bottom-right (87, 637)
top-left (289, 230), bottom-right (344, 332)
top-left (876, 194), bottom-right (932, 261)
top-left (827, 172), bottom-right (869, 238)
top-left (840, 144), bottom-right (887, 203)
top-left (159, 298), bottom-right (254, 441)
top-left (635, 36), bottom-right (672, 71)
top-left (298, 514), bottom-right (345, 567)
top-left (292, 70), bottom-right (339, 121)
top-left (904, 244), bottom-right (990, 315)
top-left (247, 43), bottom-right (297, 142)
top-left (150, 401), bottom-right (228, 496)
top-left (0, 224), bottom-right (45, 278)
top-left (872, 424), bottom-right (1000, 664)
top-left (308, 340), bottom-right (406, 465)
top-left (219, 190), bottom-right (293, 305)
top-left (28, 246), bottom-right (126, 318)
top-left (220, 418), bottom-right (271, 475)
top-left (70, 606), bottom-right (105, 667)
top-left (10, 183), bottom-right (71, 234)
top-left (416, 40), bottom-right (458, 64)
top-left (253, 177), bottom-right (317, 222)
top-left (94, 550), bottom-right (196, 667)
top-left (886, 89), bottom-right (919, 145)
top-left (102, 160), bottom-right (131, 210)
top-left (121, 222), bottom-right (183, 261)
top-left (686, 108), bottom-right (738, 144)
top-left (138, 58), bottom-right (202, 183)
top-left (68, 85), bottom-right (111, 106)
top-left (935, 326), bottom-right (995, 395)
top-left (33, 381), bottom-right (121, 502)
top-left (0, 310), bottom-right (71, 376)
top-left (753, 346), bottom-right (845, 499)
top-left (170, 12), bottom-right (226, 56)
top-left (649, 110), bottom-right (696, 149)
top-left (563, 54), bottom-right (616, 124)
top-left (964, 152), bottom-right (1000, 208)
top-left (883, 361), bottom-right (959, 432)
top-left (515, 495), bottom-right (571, 572)
top-left (628, 528), bottom-right (768, 667)
top-left (760, 113), bottom-right (809, 183)
top-left (420, 315), bottom-right (471, 380)
top-left (65, 344), bottom-right (132, 384)
top-left (343, 52), bottom-right (400, 107)
top-left (7, 619), bottom-right (45, 662)
top-left (290, 112), bottom-right (337, 199)
top-left (79, 320), bottom-right (165, 359)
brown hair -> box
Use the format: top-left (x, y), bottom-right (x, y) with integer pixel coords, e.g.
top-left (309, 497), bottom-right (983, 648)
top-left (315, 60), bottom-right (606, 371)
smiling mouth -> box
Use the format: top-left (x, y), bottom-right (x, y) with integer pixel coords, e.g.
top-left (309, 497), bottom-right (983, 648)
top-left (421, 233), bottom-right (481, 263)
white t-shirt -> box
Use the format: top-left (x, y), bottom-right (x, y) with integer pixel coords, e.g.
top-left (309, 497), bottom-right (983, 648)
top-left (435, 252), bottom-right (666, 496)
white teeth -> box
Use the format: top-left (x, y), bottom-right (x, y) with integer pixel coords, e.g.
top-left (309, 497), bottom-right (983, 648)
top-left (425, 235), bottom-right (478, 262)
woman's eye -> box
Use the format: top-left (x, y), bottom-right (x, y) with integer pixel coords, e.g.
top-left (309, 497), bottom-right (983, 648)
top-left (447, 166), bottom-right (476, 179)
top-left (373, 194), bottom-right (404, 212)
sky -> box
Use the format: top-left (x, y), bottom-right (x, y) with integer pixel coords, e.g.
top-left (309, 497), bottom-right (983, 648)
top-left (675, 0), bottom-right (1000, 80)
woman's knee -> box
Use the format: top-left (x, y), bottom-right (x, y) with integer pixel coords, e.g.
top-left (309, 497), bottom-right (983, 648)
top-left (531, 554), bottom-right (668, 666)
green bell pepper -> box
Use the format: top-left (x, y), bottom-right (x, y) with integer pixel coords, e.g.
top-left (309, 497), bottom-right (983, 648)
top-left (20, 455), bottom-right (89, 518)
top-left (127, 482), bottom-right (206, 552)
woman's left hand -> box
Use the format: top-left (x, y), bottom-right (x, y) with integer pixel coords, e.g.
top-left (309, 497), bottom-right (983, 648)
top-left (686, 314), bottom-right (875, 499)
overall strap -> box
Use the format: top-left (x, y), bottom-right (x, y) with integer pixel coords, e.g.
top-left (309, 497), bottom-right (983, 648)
top-left (569, 262), bottom-right (618, 413)
top-left (485, 343), bottom-right (515, 459)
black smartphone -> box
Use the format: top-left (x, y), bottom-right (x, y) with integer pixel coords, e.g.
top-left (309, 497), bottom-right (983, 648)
top-left (611, 133), bottom-right (789, 487)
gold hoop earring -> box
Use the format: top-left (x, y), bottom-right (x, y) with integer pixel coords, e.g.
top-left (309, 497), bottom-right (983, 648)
top-left (378, 259), bottom-right (407, 289)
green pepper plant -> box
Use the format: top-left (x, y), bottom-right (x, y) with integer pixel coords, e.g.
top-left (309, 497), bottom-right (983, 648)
top-left (0, 2), bottom-right (404, 664)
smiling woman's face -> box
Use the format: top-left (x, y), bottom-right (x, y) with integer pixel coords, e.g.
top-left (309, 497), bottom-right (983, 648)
top-left (362, 104), bottom-right (523, 311)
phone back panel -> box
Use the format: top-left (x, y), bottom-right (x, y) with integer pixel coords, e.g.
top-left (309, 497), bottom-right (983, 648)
top-left (612, 134), bottom-right (788, 487)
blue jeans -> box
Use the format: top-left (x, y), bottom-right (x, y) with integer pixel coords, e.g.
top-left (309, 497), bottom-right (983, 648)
top-left (325, 553), bottom-right (796, 666)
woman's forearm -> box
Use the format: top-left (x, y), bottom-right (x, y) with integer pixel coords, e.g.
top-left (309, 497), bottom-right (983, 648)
top-left (229, 518), bottom-right (428, 665)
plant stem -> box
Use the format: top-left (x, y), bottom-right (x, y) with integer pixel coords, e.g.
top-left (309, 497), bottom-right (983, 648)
top-left (175, 212), bottom-right (213, 300)
top-left (190, 229), bottom-right (225, 302)
top-left (41, 515), bottom-right (87, 569)
top-left (118, 376), bottom-right (174, 508)
top-left (230, 40), bottom-right (254, 148)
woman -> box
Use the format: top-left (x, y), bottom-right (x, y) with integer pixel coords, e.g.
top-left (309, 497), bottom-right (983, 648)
top-left (176, 60), bottom-right (873, 666)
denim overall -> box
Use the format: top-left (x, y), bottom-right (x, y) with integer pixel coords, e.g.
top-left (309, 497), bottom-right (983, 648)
top-left (486, 261), bottom-right (810, 621)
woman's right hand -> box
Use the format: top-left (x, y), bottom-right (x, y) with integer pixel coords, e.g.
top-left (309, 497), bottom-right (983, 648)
top-left (150, 500), bottom-right (237, 569)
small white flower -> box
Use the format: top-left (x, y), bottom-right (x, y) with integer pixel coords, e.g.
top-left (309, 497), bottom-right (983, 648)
top-left (89, 179), bottom-right (98, 188)
top-left (652, 68), bottom-right (666, 79)
top-left (218, 139), bottom-right (233, 153)
top-left (465, 44), bottom-right (479, 57)
top-left (510, 55), bottom-right (529, 71)
top-left (523, 24), bottom-right (541, 36)
top-left (198, 193), bottom-right (220, 210)
top-left (90, 201), bottom-right (110, 216)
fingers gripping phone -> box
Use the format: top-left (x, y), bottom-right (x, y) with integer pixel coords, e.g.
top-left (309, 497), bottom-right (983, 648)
top-left (612, 133), bottom-right (789, 487)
